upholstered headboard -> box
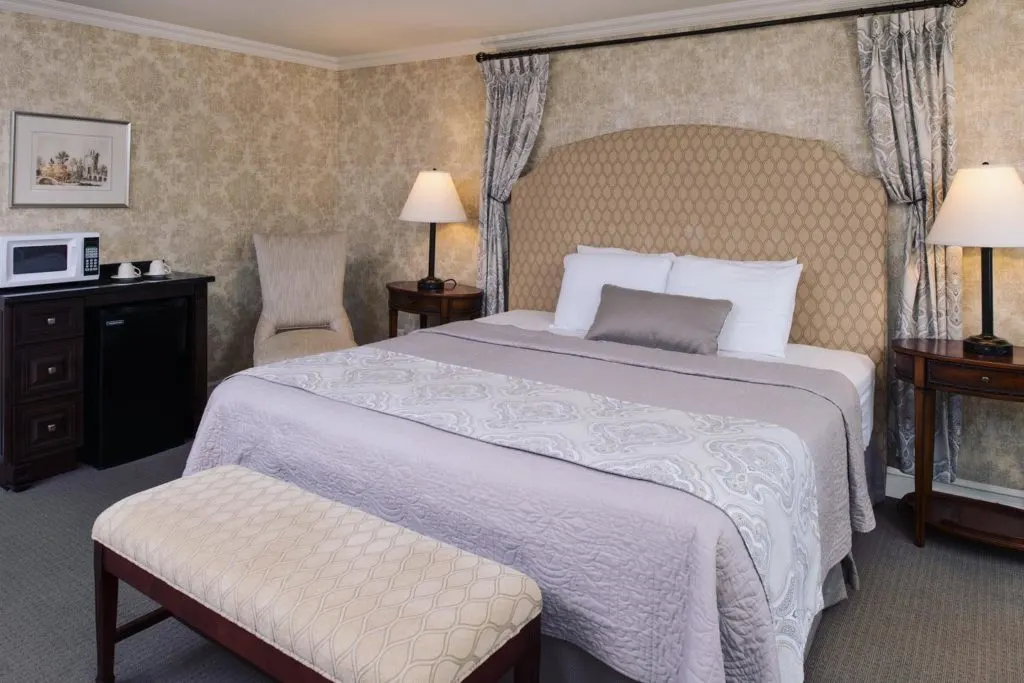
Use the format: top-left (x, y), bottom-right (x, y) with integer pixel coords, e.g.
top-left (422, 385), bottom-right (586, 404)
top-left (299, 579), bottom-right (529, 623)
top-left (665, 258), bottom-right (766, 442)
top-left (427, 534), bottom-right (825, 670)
top-left (509, 125), bottom-right (888, 445)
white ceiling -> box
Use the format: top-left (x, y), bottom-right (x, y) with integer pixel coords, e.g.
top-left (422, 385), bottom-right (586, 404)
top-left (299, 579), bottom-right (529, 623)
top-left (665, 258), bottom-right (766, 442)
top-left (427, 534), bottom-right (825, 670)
top-left (2, 0), bottom-right (875, 68)
top-left (31, 0), bottom-right (745, 56)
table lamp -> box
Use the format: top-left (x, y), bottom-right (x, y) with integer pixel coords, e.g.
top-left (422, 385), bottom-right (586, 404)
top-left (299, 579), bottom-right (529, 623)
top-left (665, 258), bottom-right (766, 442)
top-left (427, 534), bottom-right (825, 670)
top-left (927, 164), bottom-right (1024, 356)
top-left (399, 170), bottom-right (467, 292)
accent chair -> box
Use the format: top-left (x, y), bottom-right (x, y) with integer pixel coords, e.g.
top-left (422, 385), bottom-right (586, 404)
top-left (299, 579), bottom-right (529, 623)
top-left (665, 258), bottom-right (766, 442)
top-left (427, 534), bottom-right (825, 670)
top-left (252, 232), bottom-right (356, 366)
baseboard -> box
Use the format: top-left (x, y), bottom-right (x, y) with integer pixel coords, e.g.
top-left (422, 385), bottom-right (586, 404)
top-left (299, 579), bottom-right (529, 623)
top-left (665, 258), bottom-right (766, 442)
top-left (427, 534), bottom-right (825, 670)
top-left (886, 467), bottom-right (1024, 510)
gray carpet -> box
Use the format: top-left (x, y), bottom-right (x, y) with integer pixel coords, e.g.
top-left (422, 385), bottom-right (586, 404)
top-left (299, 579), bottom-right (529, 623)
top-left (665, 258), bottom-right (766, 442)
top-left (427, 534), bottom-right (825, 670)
top-left (2, 446), bottom-right (1023, 682)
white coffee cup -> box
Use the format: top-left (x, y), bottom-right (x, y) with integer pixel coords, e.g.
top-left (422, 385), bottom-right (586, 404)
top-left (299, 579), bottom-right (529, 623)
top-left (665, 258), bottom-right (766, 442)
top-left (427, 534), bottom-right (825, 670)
top-left (147, 259), bottom-right (172, 276)
top-left (116, 262), bottom-right (141, 278)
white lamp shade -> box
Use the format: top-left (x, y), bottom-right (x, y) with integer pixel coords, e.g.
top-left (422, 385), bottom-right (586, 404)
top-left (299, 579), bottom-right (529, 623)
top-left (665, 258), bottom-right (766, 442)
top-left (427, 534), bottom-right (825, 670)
top-left (927, 166), bottom-right (1024, 247)
top-left (399, 171), bottom-right (468, 224)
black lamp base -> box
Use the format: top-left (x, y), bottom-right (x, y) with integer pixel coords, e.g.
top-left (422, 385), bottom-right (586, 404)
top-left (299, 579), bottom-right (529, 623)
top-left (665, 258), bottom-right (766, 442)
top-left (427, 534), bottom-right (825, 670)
top-left (964, 334), bottom-right (1013, 357)
top-left (417, 220), bottom-right (445, 293)
top-left (417, 276), bottom-right (445, 292)
top-left (968, 247), bottom-right (1013, 357)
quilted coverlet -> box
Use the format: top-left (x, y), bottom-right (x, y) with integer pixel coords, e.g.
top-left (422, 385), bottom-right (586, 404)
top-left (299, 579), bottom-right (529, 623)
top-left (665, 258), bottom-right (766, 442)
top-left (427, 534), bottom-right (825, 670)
top-left (243, 345), bottom-right (820, 682)
top-left (186, 322), bottom-right (875, 683)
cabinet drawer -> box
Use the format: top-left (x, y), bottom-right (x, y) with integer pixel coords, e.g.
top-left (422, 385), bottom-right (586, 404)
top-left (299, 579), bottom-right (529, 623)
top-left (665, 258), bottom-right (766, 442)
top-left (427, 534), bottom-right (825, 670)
top-left (445, 297), bottom-right (481, 317)
top-left (15, 338), bottom-right (83, 402)
top-left (389, 290), bottom-right (441, 314)
top-left (14, 299), bottom-right (84, 345)
top-left (928, 364), bottom-right (1024, 397)
top-left (14, 397), bottom-right (83, 458)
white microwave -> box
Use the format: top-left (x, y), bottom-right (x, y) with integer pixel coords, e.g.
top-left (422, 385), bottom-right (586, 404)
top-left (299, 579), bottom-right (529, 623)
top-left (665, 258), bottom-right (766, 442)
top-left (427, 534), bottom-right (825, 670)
top-left (0, 232), bottom-right (100, 289)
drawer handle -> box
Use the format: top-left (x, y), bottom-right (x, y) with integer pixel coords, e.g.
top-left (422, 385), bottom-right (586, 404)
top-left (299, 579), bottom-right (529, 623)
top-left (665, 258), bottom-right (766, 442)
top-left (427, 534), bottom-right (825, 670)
top-left (46, 423), bottom-right (57, 433)
top-left (47, 366), bottom-right (58, 376)
top-left (981, 376), bottom-right (992, 384)
top-left (46, 317), bottom-right (56, 326)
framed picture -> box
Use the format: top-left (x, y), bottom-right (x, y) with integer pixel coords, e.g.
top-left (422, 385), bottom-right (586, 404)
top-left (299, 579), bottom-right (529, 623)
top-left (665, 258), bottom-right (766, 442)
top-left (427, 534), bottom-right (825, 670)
top-left (9, 111), bottom-right (131, 208)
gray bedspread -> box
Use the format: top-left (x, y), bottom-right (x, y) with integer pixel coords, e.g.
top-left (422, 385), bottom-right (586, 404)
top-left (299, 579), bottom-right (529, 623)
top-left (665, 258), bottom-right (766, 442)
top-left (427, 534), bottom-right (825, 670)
top-left (185, 322), bottom-right (875, 683)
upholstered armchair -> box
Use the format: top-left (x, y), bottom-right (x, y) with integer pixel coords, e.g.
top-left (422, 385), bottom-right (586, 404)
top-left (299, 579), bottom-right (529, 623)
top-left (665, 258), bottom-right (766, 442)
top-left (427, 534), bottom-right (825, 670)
top-left (252, 232), bottom-right (356, 366)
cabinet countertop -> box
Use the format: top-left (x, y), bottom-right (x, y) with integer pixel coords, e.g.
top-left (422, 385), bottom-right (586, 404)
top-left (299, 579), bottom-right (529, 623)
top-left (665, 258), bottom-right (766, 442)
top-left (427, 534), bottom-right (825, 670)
top-left (0, 271), bottom-right (215, 304)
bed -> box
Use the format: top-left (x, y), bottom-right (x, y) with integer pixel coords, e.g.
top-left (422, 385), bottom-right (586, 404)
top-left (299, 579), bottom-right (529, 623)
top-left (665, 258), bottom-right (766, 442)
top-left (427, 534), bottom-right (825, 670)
top-left (185, 125), bottom-right (888, 683)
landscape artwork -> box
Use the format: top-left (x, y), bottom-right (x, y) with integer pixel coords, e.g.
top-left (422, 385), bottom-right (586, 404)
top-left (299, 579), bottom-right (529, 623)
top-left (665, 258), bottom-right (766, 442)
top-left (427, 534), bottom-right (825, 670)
top-left (9, 112), bottom-right (131, 208)
top-left (33, 132), bottom-right (113, 190)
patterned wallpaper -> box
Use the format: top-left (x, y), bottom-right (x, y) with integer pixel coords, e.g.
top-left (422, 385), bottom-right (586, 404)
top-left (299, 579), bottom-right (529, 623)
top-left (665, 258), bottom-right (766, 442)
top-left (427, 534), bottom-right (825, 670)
top-left (0, 11), bottom-right (341, 380)
top-left (535, 20), bottom-right (874, 174)
top-left (337, 0), bottom-right (1024, 489)
top-left (337, 58), bottom-right (485, 343)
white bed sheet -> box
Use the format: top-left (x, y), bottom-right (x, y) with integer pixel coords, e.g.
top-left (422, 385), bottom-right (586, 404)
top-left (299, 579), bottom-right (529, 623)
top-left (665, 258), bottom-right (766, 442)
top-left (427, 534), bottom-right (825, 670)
top-left (478, 310), bottom-right (875, 445)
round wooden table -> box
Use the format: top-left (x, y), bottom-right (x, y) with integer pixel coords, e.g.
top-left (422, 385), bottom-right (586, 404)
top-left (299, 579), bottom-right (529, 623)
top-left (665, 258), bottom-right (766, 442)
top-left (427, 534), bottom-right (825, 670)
top-left (386, 281), bottom-right (483, 338)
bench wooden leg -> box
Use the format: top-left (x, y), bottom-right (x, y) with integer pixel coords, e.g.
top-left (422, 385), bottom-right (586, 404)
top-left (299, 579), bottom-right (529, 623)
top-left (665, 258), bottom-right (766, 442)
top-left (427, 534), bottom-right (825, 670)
top-left (461, 616), bottom-right (541, 683)
top-left (94, 543), bottom-right (118, 683)
top-left (513, 618), bottom-right (541, 683)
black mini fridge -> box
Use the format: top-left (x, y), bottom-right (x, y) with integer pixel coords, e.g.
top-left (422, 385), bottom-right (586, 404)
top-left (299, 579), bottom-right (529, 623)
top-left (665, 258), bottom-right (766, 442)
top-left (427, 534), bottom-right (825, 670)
top-left (83, 297), bottom-right (192, 469)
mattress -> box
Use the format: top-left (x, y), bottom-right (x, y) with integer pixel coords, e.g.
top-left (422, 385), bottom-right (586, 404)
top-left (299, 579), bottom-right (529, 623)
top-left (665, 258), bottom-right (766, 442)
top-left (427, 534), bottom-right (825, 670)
top-left (479, 309), bottom-right (876, 446)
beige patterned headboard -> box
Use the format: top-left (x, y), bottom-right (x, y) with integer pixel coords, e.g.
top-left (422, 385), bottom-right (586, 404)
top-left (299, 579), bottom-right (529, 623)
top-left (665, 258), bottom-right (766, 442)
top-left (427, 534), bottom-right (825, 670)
top-left (509, 125), bottom-right (888, 445)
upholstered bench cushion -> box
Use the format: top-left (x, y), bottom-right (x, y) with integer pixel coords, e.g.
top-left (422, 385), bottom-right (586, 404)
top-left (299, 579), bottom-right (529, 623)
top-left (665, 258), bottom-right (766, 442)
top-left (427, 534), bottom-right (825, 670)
top-left (92, 466), bottom-right (542, 683)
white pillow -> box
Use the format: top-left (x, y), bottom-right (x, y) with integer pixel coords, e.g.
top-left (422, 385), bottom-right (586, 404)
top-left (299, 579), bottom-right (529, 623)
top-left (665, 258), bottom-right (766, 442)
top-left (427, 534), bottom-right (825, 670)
top-left (677, 254), bottom-right (797, 268)
top-left (553, 253), bottom-right (673, 332)
top-left (578, 245), bottom-right (676, 258)
top-left (666, 256), bottom-right (803, 357)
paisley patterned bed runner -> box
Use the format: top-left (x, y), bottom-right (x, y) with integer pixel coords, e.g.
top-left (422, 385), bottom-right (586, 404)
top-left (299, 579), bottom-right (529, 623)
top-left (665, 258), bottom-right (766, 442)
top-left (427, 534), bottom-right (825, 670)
top-left (243, 347), bottom-right (823, 682)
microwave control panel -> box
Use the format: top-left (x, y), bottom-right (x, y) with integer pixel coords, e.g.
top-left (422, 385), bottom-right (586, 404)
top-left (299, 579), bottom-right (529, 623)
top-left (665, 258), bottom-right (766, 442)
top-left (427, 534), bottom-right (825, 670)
top-left (83, 236), bottom-right (100, 276)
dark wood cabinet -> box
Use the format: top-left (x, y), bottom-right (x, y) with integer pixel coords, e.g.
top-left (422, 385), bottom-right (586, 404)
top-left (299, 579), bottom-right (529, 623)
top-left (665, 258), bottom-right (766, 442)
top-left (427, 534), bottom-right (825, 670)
top-left (0, 267), bottom-right (214, 491)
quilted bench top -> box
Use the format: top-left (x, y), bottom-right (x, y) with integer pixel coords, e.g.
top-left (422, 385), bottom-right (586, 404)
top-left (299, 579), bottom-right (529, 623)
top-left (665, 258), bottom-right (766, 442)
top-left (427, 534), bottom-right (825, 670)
top-left (93, 465), bottom-right (542, 683)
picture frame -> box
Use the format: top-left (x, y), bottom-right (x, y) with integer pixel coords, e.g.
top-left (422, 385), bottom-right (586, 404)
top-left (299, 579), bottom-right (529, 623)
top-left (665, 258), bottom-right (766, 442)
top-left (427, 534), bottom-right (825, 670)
top-left (9, 111), bottom-right (131, 208)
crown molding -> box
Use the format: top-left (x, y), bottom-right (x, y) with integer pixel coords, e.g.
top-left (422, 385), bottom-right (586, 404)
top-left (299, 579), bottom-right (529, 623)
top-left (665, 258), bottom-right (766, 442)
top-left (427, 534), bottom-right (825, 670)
top-left (485, 0), bottom-right (877, 52)
top-left (335, 0), bottom-right (889, 70)
top-left (0, 0), bottom-right (339, 70)
top-left (2, 0), bottom-right (894, 72)
top-left (333, 38), bottom-right (492, 71)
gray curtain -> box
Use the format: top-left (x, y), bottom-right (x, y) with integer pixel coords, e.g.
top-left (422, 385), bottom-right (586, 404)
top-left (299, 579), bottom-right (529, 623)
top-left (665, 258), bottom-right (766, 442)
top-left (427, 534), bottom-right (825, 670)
top-left (857, 7), bottom-right (963, 482)
top-left (478, 55), bottom-right (550, 315)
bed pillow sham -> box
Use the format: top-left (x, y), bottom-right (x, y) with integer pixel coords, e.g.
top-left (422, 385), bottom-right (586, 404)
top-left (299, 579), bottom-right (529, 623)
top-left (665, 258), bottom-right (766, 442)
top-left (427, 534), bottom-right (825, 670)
top-left (675, 254), bottom-right (798, 268)
top-left (552, 253), bottom-right (673, 333)
top-left (666, 256), bottom-right (803, 357)
top-left (577, 245), bottom-right (676, 258)
top-left (585, 285), bottom-right (733, 355)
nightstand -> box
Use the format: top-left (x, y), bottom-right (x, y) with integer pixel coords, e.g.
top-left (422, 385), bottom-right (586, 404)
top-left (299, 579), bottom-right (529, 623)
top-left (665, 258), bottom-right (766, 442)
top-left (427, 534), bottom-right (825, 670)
top-left (387, 281), bottom-right (483, 338)
top-left (892, 339), bottom-right (1024, 550)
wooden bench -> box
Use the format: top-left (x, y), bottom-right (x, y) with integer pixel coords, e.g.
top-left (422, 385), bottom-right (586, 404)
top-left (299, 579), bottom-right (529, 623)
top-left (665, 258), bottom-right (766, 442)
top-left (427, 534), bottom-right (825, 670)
top-left (92, 465), bottom-right (542, 683)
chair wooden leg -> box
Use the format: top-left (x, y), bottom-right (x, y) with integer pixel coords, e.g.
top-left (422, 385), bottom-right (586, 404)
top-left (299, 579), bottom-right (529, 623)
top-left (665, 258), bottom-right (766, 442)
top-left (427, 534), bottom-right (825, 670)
top-left (94, 543), bottom-right (118, 683)
top-left (513, 619), bottom-right (541, 683)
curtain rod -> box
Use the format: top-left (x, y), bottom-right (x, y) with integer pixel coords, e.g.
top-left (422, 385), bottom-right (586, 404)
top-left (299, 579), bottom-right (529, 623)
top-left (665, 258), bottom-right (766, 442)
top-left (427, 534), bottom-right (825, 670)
top-left (475, 0), bottom-right (966, 62)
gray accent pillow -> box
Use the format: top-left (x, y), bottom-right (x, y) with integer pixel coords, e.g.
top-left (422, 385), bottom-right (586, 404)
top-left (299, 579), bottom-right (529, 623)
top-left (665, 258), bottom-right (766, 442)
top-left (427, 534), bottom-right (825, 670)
top-left (585, 285), bottom-right (733, 355)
